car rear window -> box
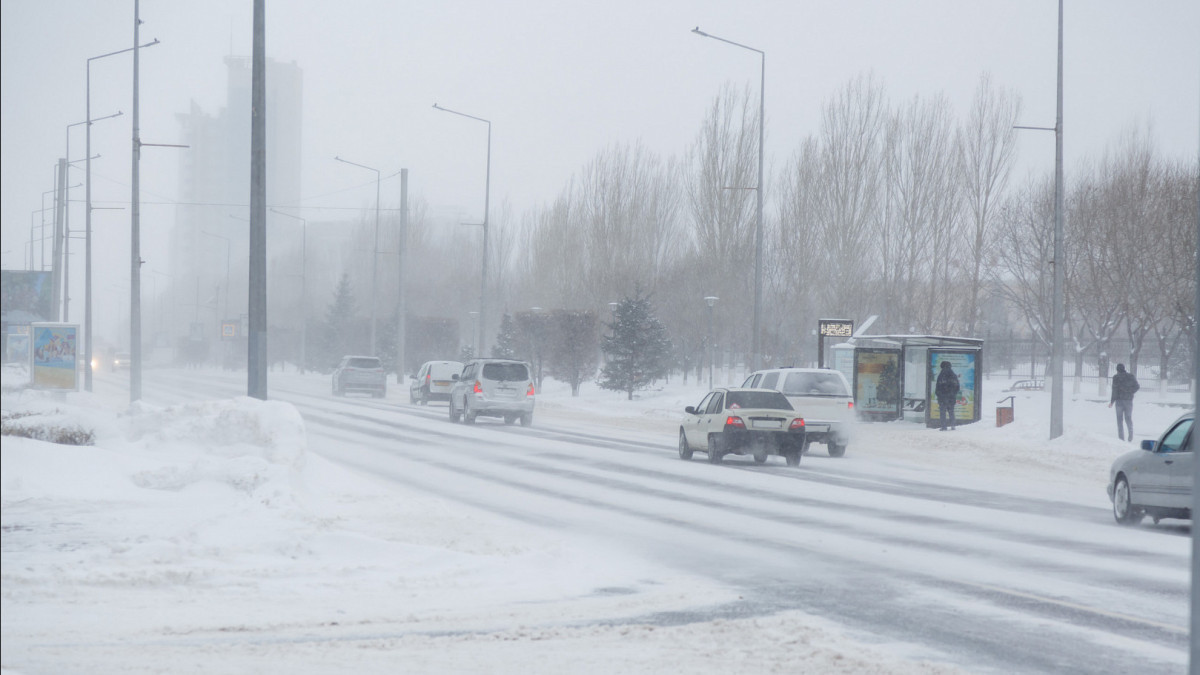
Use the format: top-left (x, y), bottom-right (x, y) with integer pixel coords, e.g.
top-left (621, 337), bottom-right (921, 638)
top-left (726, 391), bottom-right (793, 410)
top-left (430, 363), bottom-right (462, 378)
top-left (781, 372), bottom-right (848, 396)
top-left (482, 362), bottom-right (529, 381)
top-left (348, 357), bottom-right (381, 369)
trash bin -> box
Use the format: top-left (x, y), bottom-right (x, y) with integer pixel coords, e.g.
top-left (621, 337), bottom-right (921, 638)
top-left (996, 396), bottom-right (1015, 427)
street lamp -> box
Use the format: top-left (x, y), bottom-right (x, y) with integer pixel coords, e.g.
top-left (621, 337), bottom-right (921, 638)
top-left (1013, 1), bottom-right (1065, 441)
top-left (334, 155), bottom-right (381, 355)
top-left (86, 39), bottom-right (156, 392)
top-left (692, 26), bottom-right (765, 372)
top-left (705, 296), bottom-right (719, 388)
top-left (65, 112), bottom-right (120, 324)
top-left (433, 102), bottom-right (491, 358)
top-left (270, 208), bottom-right (308, 373)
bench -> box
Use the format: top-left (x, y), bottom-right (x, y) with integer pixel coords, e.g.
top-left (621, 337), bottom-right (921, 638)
top-left (1005, 379), bottom-right (1044, 392)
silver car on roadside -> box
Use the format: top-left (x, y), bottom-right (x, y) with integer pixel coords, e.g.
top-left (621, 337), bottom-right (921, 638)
top-left (1107, 411), bottom-right (1194, 525)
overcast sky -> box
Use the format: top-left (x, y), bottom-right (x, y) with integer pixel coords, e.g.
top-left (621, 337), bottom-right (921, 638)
top-left (2, 0), bottom-right (1197, 319)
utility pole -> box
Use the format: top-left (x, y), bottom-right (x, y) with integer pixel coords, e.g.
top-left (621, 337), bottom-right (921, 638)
top-left (53, 159), bottom-right (67, 321)
top-left (129, 0), bottom-right (143, 402)
top-left (397, 168), bottom-right (408, 383)
top-left (1048, 0), bottom-right (1065, 440)
top-left (247, 0), bottom-right (267, 400)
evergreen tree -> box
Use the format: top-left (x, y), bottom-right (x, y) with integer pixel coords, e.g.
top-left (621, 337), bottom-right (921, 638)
top-left (599, 291), bottom-right (672, 400)
top-left (493, 313), bottom-right (519, 359)
top-left (545, 309), bottom-right (599, 396)
top-left (316, 273), bottom-right (364, 369)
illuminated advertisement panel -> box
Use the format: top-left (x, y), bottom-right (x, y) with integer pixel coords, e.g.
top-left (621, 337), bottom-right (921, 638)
top-left (927, 350), bottom-right (978, 426)
top-left (31, 323), bottom-right (79, 391)
top-left (853, 348), bottom-right (902, 420)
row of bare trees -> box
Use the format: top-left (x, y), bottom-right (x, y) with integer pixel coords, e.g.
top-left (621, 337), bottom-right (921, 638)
top-left (273, 71), bottom-right (1196, 383)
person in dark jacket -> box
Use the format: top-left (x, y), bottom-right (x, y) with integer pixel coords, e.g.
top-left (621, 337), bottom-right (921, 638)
top-left (935, 360), bottom-right (960, 431)
top-left (1108, 363), bottom-right (1140, 441)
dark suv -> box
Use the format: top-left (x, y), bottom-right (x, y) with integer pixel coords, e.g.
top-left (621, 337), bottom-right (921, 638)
top-left (448, 358), bottom-right (535, 426)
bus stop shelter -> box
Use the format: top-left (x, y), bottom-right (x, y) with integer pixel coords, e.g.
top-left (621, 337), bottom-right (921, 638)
top-left (848, 335), bottom-right (984, 427)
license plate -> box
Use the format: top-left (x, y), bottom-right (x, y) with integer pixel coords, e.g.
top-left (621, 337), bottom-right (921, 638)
top-left (753, 419), bottom-right (783, 430)
top-left (433, 380), bottom-right (450, 386)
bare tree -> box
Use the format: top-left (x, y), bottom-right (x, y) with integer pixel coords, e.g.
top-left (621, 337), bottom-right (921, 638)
top-left (956, 73), bottom-right (1021, 336)
top-left (683, 83), bottom-right (759, 354)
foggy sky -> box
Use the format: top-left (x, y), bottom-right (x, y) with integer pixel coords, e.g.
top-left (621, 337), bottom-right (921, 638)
top-left (2, 0), bottom-right (1197, 345)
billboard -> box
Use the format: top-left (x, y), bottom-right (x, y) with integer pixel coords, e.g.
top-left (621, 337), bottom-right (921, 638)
top-left (5, 326), bottom-right (30, 364)
top-left (31, 323), bottom-right (79, 390)
top-left (927, 350), bottom-right (979, 426)
top-left (1, 270), bottom-right (55, 324)
top-left (853, 348), bottom-right (902, 420)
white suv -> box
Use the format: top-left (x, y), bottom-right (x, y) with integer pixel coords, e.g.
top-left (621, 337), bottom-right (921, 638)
top-left (449, 358), bottom-right (535, 426)
top-left (742, 367), bottom-right (854, 457)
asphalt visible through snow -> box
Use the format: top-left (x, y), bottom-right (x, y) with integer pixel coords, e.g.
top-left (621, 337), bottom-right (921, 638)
top-left (126, 369), bottom-right (1189, 674)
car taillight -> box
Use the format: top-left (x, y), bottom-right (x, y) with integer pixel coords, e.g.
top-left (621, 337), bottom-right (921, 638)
top-left (847, 401), bottom-right (854, 410)
top-left (473, 380), bottom-right (483, 394)
top-left (789, 418), bottom-right (805, 430)
top-left (725, 416), bottom-right (745, 429)
top-left (426, 374), bottom-right (431, 383)
top-left (527, 383), bottom-right (535, 397)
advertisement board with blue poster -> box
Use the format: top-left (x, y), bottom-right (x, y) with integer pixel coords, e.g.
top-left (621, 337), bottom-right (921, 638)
top-left (926, 350), bottom-right (979, 427)
top-left (31, 323), bottom-right (79, 391)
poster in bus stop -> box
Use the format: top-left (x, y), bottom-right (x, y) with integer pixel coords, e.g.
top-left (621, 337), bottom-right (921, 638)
top-left (927, 350), bottom-right (977, 424)
top-left (853, 348), bottom-right (902, 420)
top-left (31, 323), bottom-right (79, 391)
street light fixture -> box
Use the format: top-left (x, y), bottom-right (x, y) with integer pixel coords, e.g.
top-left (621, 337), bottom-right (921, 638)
top-left (334, 155), bottom-right (381, 355)
top-left (270, 208), bottom-right (308, 373)
top-left (705, 296), bottom-right (719, 389)
top-left (692, 26), bottom-right (765, 372)
top-left (86, 39), bottom-right (157, 392)
top-left (433, 102), bottom-right (491, 358)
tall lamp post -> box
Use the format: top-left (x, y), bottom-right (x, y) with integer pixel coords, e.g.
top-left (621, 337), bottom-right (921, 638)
top-left (1014, 0), bottom-right (1065, 440)
top-left (271, 208), bottom-right (308, 373)
top-left (692, 27), bottom-right (765, 372)
top-left (705, 296), bottom-right (719, 388)
top-left (66, 113), bottom-right (120, 324)
top-left (433, 103), bottom-right (491, 357)
top-left (334, 155), bottom-right (381, 355)
top-left (85, 38), bottom-right (157, 392)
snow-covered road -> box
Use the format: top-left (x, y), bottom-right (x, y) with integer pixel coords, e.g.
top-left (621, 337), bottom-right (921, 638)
top-left (3, 366), bottom-right (1190, 673)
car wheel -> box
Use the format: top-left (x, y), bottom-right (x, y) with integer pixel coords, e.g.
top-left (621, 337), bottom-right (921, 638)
top-left (420, 388), bottom-right (429, 405)
top-left (753, 448), bottom-right (768, 464)
top-left (504, 415), bottom-right (517, 425)
top-left (678, 430), bottom-right (693, 460)
top-left (785, 451), bottom-right (801, 467)
top-left (449, 398), bottom-right (461, 423)
top-left (707, 434), bottom-right (723, 464)
top-left (409, 390), bottom-right (417, 404)
top-left (827, 442), bottom-right (846, 458)
top-left (1113, 475), bottom-right (1141, 525)
top-left (520, 412), bottom-right (533, 427)
top-left (463, 400), bottom-right (477, 424)
top-left (333, 381), bottom-right (343, 397)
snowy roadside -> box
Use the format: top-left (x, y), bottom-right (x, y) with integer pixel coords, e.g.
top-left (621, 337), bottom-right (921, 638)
top-left (2, 365), bottom-right (969, 674)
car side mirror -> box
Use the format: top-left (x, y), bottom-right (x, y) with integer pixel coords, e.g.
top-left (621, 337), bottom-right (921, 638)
top-left (451, 374), bottom-right (459, 381)
top-left (685, 406), bottom-right (697, 415)
top-left (1141, 440), bottom-right (1156, 452)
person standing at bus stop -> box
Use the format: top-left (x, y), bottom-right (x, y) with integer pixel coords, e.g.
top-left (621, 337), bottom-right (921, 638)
top-left (1108, 363), bottom-right (1140, 442)
top-left (935, 360), bottom-right (960, 431)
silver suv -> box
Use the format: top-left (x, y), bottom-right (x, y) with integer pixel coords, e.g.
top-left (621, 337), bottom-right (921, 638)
top-left (332, 355), bottom-right (387, 398)
top-left (448, 358), bottom-right (535, 426)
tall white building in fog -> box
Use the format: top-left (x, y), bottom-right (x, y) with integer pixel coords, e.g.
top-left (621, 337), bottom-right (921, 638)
top-left (171, 56), bottom-right (302, 341)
